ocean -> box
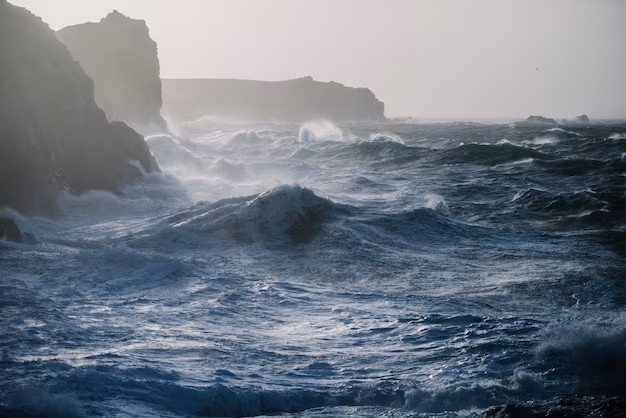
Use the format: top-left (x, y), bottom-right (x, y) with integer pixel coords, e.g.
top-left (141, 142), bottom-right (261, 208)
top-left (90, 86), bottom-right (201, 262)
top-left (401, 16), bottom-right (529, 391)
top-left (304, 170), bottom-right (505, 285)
top-left (1, 119), bottom-right (625, 417)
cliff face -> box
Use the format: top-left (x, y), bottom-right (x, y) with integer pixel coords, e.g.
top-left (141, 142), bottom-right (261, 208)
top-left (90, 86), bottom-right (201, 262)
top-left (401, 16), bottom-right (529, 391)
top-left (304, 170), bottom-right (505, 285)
top-left (0, 1), bottom-right (158, 215)
top-left (57, 11), bottom-right (167, 134)
top-left (161, 76), bottom-right (386, 122)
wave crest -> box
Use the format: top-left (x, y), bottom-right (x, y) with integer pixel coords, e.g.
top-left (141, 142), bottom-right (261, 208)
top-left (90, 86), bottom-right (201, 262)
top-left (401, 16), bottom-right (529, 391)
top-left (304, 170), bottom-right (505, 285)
top-left (537, 317), bottom-right (626, 394)
top-left (163, 185), bottom-right (344, 245)
top-left (440, 143), bottom-right (553, 165)
top-left (0, 209), bottom-right (36, 243)
top-left (366, 133), bottom-right (405, 144)
top-left (298, 120), bottom-right (345, 142)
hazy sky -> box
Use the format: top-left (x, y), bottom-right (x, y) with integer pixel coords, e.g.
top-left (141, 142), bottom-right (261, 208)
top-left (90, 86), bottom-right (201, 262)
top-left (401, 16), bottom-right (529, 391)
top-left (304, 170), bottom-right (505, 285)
top-left (12, 0), bottom-right (626, 119)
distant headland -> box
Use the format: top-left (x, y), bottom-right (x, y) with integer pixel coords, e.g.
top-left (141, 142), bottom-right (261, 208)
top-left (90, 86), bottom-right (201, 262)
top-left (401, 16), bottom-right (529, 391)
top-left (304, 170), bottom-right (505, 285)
top-left (161, 77), bottom-right (386, 123)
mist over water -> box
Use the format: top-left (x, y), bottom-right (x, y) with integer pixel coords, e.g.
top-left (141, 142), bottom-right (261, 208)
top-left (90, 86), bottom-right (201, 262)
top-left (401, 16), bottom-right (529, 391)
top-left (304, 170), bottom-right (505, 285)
top-left (1, 117), bottom-right (625, 417)
top-left (11, 0), bottom-right (626, 119)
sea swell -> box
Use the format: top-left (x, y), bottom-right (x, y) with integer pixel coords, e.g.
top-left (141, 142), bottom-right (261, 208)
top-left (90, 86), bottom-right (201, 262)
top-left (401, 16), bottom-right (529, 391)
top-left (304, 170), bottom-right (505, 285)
top-left (2, 120), bottom-right (626, 417)
top-left (126, 184), bottom-right (495, 251)
top-left (438, 143), bottom-right (554, 166)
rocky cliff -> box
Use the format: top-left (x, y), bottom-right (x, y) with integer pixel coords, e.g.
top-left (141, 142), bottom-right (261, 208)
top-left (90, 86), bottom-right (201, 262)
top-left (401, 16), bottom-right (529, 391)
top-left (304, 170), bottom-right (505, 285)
top-left (57, 11), bottom-right (167, 134)
top-left (0, 1), bottom-right (159, 215)
top-left (161, 76), bottom-right (385, 122)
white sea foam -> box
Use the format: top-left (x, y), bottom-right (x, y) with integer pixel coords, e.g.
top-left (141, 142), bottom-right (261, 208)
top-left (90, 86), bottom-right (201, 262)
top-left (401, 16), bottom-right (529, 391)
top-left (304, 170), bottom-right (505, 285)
top-left (537, 314), bottom-right (626, 391)
top-left (423, 193), bottom-right (449, 213)
top-left (298, 120), bottom-right (346, 142)
top-left (523, 135), bottom-right (558, 145)
top-left (366, 133), bottom-right (405, 144)
top-left (545, 127), bottom-right (582, 136)
top-left (3, 119), bottom-right (624, 418)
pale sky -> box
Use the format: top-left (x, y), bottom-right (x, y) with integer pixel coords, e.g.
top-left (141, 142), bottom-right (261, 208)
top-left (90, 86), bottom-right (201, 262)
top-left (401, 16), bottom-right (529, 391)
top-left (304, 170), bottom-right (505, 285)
top-left (12, 0), bottom-right (626, 119)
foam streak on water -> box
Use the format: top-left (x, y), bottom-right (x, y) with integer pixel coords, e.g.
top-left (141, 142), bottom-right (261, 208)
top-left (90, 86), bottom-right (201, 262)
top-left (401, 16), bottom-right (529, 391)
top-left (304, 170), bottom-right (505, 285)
top-left (1, 119), bottom-right (625, 417)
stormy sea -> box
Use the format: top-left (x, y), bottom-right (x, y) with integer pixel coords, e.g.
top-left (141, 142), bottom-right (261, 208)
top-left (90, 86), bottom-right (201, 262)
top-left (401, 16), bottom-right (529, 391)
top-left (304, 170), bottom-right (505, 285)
top-left (1, 119), bottom-right (625, 417)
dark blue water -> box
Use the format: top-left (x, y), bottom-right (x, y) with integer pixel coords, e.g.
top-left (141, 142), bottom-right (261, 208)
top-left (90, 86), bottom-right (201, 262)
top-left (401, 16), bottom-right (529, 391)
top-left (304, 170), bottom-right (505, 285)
top-left (1, 120), bottom-right (625, 417)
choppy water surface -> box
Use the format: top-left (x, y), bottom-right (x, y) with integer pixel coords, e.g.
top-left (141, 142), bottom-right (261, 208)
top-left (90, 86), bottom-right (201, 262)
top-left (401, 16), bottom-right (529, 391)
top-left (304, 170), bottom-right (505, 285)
top-left (1, 119), bottom-right (625, 417)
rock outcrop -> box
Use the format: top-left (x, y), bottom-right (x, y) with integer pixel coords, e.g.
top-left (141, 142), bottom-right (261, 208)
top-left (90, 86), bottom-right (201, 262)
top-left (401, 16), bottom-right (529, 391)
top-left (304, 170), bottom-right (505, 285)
top-left (514, 115), bottom-right (558, 128)
top-left (0, 216), bottom-right (23, 242)
top-left (575, 114), bottom-right (590, 123)
top-left (161, 76), bottom-right (385, 122)
top-left (572, 114), bottom-right (591, 124)
top-left (57, 10), bottom-right (167, 134)
top-left (0, 1), bottom-right (159, 215)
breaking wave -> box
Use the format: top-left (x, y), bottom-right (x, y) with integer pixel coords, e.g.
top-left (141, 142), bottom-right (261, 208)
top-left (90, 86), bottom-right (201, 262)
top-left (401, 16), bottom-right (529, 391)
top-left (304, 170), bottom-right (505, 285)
top-left (4, 120), bottom-right (626, 418)
top-left (0, 365), bottom-right (549, 417)
top-left (298, 120), bottom-right (346, 142)
top-left (366, 133), bottom-right (405, 144)
top-left (151, 185), bottom-right (345, 245)
top-left (537, 316), bottom-right (626, 394)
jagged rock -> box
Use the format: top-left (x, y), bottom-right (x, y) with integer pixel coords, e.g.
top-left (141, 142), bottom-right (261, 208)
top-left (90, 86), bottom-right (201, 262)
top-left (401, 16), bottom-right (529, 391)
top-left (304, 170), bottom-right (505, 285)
top-left (514, 115), bottom-right (558, 128)
top-left (484, 396), bottom-right (626, 418)
top-left (57, 10), bottom-right (167, 134)
top-left (161, 76), bottom-right (385, 122)
top-left (0, 217), bottom-right (22, 242)
top-left (574, 114), bottom-right (591, 124)
top-left (0, 1), bottom-right (159, 215)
